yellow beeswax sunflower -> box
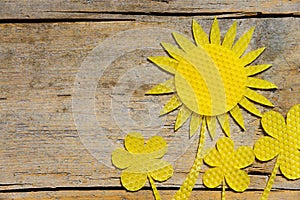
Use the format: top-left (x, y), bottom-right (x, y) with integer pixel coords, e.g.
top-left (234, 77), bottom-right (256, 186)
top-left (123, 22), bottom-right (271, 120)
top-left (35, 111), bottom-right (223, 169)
top-left (147, 18), bottom-right (277, 138)
top-left (203, 137), bottom-right (254, 198)
top-left (254, 104), bottom-right (300, 199)
top-left (112, 132), bottom-right (173, 199)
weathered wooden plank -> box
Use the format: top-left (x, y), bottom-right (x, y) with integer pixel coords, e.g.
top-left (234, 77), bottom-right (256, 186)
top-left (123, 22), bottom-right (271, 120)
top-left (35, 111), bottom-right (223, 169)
top-left (1, 190), bottom-right (300, 200)
top-left (0, 0), bottom-right (299, 20)
top-left (0, 17), bottom-right (299, 195)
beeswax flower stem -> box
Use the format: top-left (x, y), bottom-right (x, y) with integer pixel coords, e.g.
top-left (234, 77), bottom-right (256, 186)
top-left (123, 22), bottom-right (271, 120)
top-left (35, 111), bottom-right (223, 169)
top-left (222, 179), bottom-right (226, 200)
top-left (148, 174), bottom-right (161, 200)
top-left (261, 156), bottom-right (281, 200)
top-left (173, 124), bottom-right (206, 200)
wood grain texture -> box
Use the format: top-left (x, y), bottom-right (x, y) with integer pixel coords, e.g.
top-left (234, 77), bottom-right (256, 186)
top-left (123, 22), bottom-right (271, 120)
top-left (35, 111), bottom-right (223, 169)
top-left (0, 3), bottom-right (299, 199)
top-left (0, 0), bottom-right (299, 20)
top-left (1, 190), bottom-right (300, 200)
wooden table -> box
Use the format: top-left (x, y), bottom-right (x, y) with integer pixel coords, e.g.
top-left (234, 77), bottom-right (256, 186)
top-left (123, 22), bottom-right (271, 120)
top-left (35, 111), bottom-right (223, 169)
top-left (0, 1), bottom-right (299, 199)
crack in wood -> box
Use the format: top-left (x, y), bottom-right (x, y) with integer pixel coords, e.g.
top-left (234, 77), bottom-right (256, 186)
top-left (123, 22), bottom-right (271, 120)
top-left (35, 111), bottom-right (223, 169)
top-left (0, 12), bottom-right (297, 24)
top-left (45, 10), bottom-right (299, 17)
top-left (57, 94), bottom-right (72, 97)
top-left (0, 18), bottom-right (135, 24)
top-left (1, 185), bottom-right (298, 193)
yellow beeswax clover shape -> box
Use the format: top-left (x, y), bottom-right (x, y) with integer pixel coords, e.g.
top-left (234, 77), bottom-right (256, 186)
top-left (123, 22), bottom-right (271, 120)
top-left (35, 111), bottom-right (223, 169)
top-left (254, 104), bottom-right (300, 200)
top-left (147, 18), bottom-right (277, 138)
top-left (112, 132), bottom-right (173, 196)
top-left (203, 137), bottom-right (254, 193)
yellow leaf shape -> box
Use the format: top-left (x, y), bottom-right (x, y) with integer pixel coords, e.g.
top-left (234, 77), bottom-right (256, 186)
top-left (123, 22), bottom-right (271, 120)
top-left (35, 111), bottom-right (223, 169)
top-left (160, 96), bottom-right (182, 116)
top-left (240, 47), bottom-right (265, 66)
top-left (144, 136), bottom-right (167, 158)
top-left (121, 171), bottom-right (147, 191)
top-left (234, 146), bottom-right (255, 168)
top-left (125, 132), bottom-right (145, 153)
top-left (230, 105), bottom-right (245, 130)
top-left (148, 56), bottom-right (178, 74)
top-left (192, 19), bottom-right (209, 46)
top-left (189, 113), bottom-right (202, 137)
top-left (112, 148), bottom-right (133, 169)
top-left (202, 167), bottom-right (223, 188)
top-left (175, 106), bottom-right (192, 131)
top-left (148, 160), bottom-right (174, 181)
top-left (173, 32), bottom-right (197, 53)
top-left (287, 104), bottom-right (300, 141)
top-left (206, 116), bottom-right (217, 139)
top-left (245, 88), bottom-right (274, 107)
top-left (222, 21), bottom-right (237, 49)
top-left (261, 111), bottom-right (286, 140)
top-left (146, 79), bottom-right (175, 95)
top-left (232, 27), bottom-right (255, 57)
top-left (161, 42), bottom-right (186, 61)
top-left (246, 64), bottom-right (272, 76)
top-left (226, 169), bottom-right (250, 192)
top-left (239, 97), bottom-right (262, 117)
top-left (247, 77), bottom-right (277, 89)
top-left (210, 18), bottom-right (220, 45)
top-left (217, 113), bottom-right (230, 137)
top-left (254, 136), bottom-right (280, 161)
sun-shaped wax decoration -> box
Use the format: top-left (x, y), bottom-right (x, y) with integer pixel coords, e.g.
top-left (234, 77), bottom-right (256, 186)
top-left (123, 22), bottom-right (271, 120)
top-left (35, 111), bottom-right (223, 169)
top-left (254, 104), bottom-right (300, 200)
top-left (147, 18), bottom-right (277, 138)
top-left (203, 137), bottom-right (254, 199)
top-left (112, 132), bottom-right (173, 199)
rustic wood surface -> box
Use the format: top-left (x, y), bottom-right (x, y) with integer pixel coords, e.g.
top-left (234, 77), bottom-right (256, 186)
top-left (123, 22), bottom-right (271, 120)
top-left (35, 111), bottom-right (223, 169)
top-left (0, 1), bottom-right (299, 199)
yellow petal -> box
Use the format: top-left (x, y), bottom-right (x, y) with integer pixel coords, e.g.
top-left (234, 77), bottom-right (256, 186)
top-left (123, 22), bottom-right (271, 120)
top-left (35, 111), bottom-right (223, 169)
top-left (217, 113), bottom-right (231, 137)
top-left (144, 136), bottom-right (167, 158)
top-left (234, 146), bottom-right (255, 168)
top-left (112, 148), bottom-right (133, 169)
top-left (247, 77), bottom-right (277, 89)
top-left (192, 19), bottom-right (209, 46)
top-left (175, 106), bottom-right (192, 131)
top-left (160, 95), bottom-right (182, 116)
top-left (203, 167), bottom-right (223, 188)
top-left (245, 88), bottom-right (274, 107)
top-left (229, 105), bottom-right (245, 130)
top-left (240, 47), bottom-right (265, 66)
top-left (206, 116), bottom-right (217, 139)
top-left (239, 97), bottom-right (262, 117)
top-left (161, 42), bottom-right (186, 61)
top-left (148, 56), bottom-right (178, 74)
top-left (149, 159), bottom-right (174, 181)
top-left (173, 32), bottom-right (197, 53)
top-left (225, 169), bottom-right (250, 192)
top-left (146, 79), bottom-right (175, 95)
top-left (286, 104), bottom-right (300, 147)
top-left (287, 104), bottom-right (300, 127)
top-left (232, 27), bottom-right (255, 57)
top-left (204, 148), bottom-right (222, 167)
top-left (280, 151), bottom-right (300, 180)
top-left (210, 18), bottom-right (220, 45)
top-left (254, 136), bottom-right (280, 161)
top-left (222, 21), bottom-right (237, 49)
top-left (217, 137), bottom-right (235, 157)
top-left (125, 132), bottom-right (145, 153)
top-left (245, 64), bottom-right (272, 76)
top-left (121, 171), bottom-right (147, 191)
top-left (261, 111), bottom-right (286, 140)
top-left (189, 113), bottom-right (202, 137)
